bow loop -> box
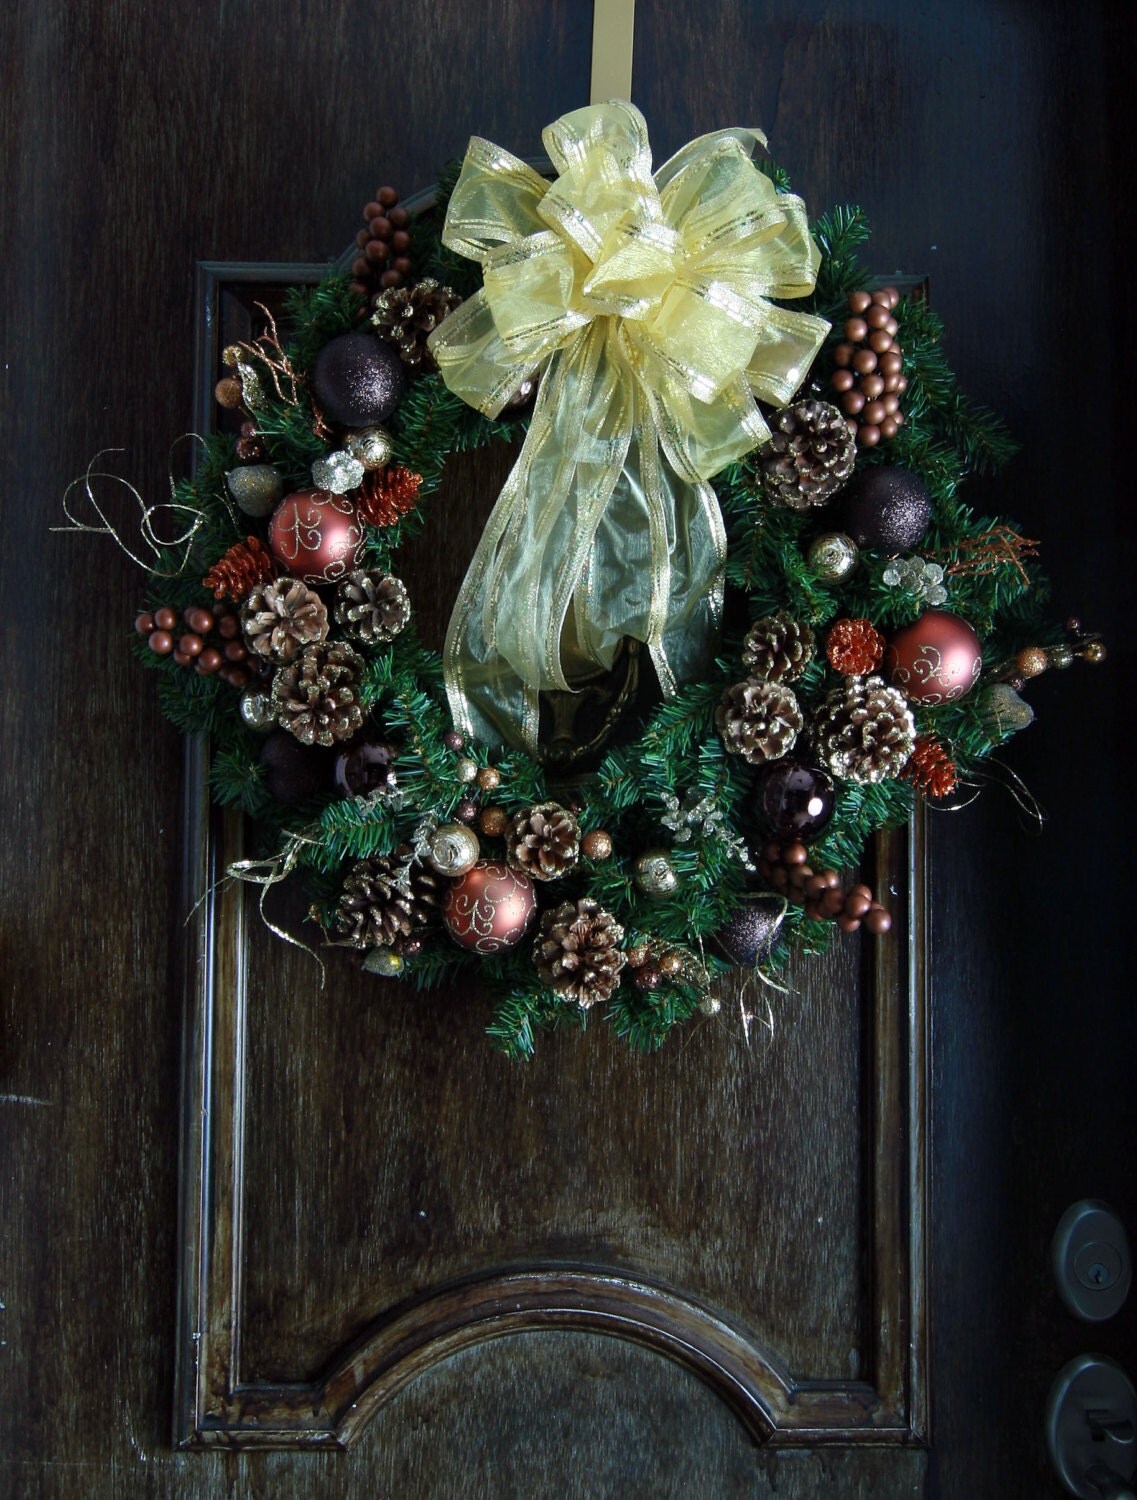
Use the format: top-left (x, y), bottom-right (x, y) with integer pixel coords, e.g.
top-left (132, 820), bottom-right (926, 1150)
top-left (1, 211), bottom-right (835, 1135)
top-left (428, 103), bottom-right (829, 752)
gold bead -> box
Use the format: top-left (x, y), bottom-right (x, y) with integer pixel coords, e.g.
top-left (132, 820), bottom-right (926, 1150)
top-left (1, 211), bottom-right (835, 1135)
top-left (455, 757), bottom-right (478, 783)
top-left (1015, 646), bottom-right (1049, 679)
top-left (476, 765), bottom-right (501, 791)
top-left (658, 950), bottom-right (683, 977)
top-left (479, 806), bottom-right (508, 837)
top-left (581, 829), bottom-right (613, 861)
top-left (1081, 640), bottom-right (1107, 664)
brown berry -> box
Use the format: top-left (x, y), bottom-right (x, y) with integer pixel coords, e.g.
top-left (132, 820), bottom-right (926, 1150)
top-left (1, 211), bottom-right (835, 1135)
top-left (154, 606), bottom-right (177, 631)
top-left (215, 377), bottom-right (243, 409)
top-left (148, 630), bottom-right (174, 654)
top-left (376, 186), bottom-right (399, 208)
top-left (848, 290), bottom-right (872, 314)
top-left (135, 611), bottom-right (155, 634)
top-left (197, 648), bottom-right (224, 674)
top-left (1015, 646), bottom-right (1049, 678)
top-left (388, 206), bottom-right (409, 229)
top-left (455, 799), bottom-right (478, 823)
top-left (864, 906), bottom-right (892, 935)
top-left (185, 607), bottom-right (214, 635)
top-left (634, 962), bottom-right (663, 992)
top-left (179, 633), bottom-right (203, 657)
top-left (658, 951), bottom-right (683, 977)
top-left (845, 317), bottom-right (869, 342)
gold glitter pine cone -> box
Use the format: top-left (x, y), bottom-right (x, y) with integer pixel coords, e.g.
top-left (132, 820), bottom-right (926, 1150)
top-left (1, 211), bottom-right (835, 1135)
top-left (271, 640), bottom-right (365, 746)
top-left (334, 570), bottom-right (411, 645)
top-left (371, 279), bottom-right (463, 373)
top-left (811, 674), bottom-right (916, 784)
top-left (756, 399), bottom-right (857, 510)
top-left (716, 678), bottom-right (803, 765)
top-left (741, 610), bottom-right (816, 683)
top-left (534, 897), bottom-right (627, 1008)
top-left (332, 853), bottom-right (443, 949)
top-left (507, 801), bottom-right (581, 881)
top-left (241, 577), bottom-right (329, 663)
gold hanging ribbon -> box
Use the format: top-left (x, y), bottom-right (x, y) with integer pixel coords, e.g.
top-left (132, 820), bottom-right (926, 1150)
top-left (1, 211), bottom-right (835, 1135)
top-left (429, 101), bottom-right (829, 752)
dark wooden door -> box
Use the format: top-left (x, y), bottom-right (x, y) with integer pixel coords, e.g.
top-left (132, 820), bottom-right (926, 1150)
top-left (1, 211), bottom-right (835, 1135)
top-left (2, 4), bottom-right (1133, 1497)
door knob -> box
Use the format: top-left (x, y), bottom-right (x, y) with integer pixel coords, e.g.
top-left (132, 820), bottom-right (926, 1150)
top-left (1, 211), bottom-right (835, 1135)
top-left (1047, 1355), bottom-right (1137, 1500)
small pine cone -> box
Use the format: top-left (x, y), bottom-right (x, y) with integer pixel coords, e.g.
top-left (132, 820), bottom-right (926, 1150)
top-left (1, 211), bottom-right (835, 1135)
top-left (534, 897), bottom-right (626, 1008)
top-left (902, 733), bottom-right (959, 798)
top-left (757, 399), bottom-right (857, 510)
top-left (741, 611), bottom-right (816, 683)
top-left (812, 674), bottom-right (916, 784)
top-left (202, 536), bottom-right (280, 603)
top-left (371, 279), bottom-right (463, 373)
top-left (241, 578), bottom-right (328, 663)
top-left (356, 464), bottom-right (423, 528)
top-left (826, 617), bottom-right (886, 676)
top-left (272, 640), bottom-right (365, 746)
top-left (716, 678), bottom-right (803, 765)
top-left (507, 802), bottom-right (581, 881)
top-left (334, 570), bottom-right (411, 645)
top-left (332, 853), bottom-right (442, 949)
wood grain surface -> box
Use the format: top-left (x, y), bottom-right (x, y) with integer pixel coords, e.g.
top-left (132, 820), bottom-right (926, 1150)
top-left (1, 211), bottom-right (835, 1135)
top-left (2, 2), bottom-right (1133, 1496)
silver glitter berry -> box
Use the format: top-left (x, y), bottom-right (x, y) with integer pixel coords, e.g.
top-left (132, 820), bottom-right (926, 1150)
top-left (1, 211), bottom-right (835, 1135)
top-left (882, 555), bottom-right (948, 606)
top-left (311, 450), bottom-right (366, 495)
top-left (807, 531), bottom-right (859, 582)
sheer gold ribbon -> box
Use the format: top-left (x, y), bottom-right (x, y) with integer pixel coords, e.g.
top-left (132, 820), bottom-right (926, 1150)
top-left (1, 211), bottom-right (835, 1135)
top-left (429, 101), bottom-right (829, 752)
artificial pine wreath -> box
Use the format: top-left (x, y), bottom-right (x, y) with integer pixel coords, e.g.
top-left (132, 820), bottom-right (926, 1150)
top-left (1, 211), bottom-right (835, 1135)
top-left (98, 105), bottom-right (1104, 1058)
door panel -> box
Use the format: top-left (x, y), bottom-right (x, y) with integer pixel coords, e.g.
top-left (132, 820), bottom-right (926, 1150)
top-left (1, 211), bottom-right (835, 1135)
top-left (2, 4), bottom-right (1132, 1497)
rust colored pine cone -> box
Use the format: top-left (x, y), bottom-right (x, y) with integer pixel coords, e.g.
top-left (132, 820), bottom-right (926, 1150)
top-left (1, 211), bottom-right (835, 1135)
top-left (811, 674), bottom-right (916, 784)
top-left (534, 897), bottom-right (626, 1008)
top-left (334, 570), bottom-right (411, 645)
top-left (741, 610), bottom-right (816, 683)
top-left (825, 616), bottom-right (886, 676)
top-left (756, 399), bottom-right (857, 510)
top-left (202, 536), bottom-right (280, 603)
top-left (371, 279), bottom-right (463, 373)
top-left (716, 678), bottom-right (803, 765)
top-left (240, 578), bottom-right (329, 664)
top-left (271, 640), bottom-right (365, 746)
top-left (332, 853), bottom-right (443, 950)
top-left (902, 733), bottom-right (959, 798)
top-left (507, 802), bottom-right (581, 881)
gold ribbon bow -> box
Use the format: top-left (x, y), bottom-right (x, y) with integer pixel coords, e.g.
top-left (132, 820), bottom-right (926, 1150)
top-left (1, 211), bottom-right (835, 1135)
top-left (429, 101), bottom-right (829, 752)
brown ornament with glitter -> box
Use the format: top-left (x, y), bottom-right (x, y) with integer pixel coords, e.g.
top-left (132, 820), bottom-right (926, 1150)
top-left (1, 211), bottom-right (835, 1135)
top-left (442, 861), bottom-right (538, 954)
top-left (268, 490), bottom-right (365, 586)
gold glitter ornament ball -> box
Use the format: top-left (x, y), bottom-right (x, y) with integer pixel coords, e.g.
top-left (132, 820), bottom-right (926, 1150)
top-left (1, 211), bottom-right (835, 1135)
top-left (633, 849), bottom-right (679, 897)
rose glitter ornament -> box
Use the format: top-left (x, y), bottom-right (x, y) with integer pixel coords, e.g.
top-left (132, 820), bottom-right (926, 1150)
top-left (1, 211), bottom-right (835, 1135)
top-left (267, 489), bottom-right (364, 585)
top-left (442, 860), bottom-right (537, 954)
top-left (886, 609), bottom-right (983, 705)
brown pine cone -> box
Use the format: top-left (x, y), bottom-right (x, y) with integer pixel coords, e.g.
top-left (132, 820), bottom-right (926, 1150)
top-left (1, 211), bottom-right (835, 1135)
top-left (331, 853), bottom-right (443, 950)
top-left (741, 610), bottom-right (816, 683)
top-left (826, 616), bottom-right (886, 676)
top-left (371, 279), bottom-right (463, 373)
top-left (241, 578), bottom-right (328, 664)
top-left (756, 399), bottom-right (857, 510)
top-left (716, 678), bottom-right (803, 765)
top-left (507, 802), bottom-right (581, 881)
top-left (334, 571), bottom-right (411, 645)
top-left (272, 640), bottom-right (365, 746)
top-left (534, 897), bottom-right (626, 1008)
top-left (902, 733), bottom-right (959, 798)
top-left (811, 674), bottom-right (916, 783)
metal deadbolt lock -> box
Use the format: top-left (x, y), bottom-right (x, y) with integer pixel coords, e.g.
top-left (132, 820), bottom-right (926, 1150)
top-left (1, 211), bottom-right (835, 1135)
top-left (1053, 1201), bottom-right (1132, 1322)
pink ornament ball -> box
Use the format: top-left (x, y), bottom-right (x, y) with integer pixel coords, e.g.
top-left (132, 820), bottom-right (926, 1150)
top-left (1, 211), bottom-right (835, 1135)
top-left (442, 861), bottom-right (537, 954)
top-left (886, 609), bottom-right (983, 705)
top-left (267, 489), bottom-right (364, 585)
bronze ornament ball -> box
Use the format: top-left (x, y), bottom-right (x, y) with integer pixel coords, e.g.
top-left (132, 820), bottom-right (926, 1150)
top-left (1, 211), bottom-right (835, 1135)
top-left (332, 738), bottom-right (399, 798)
top-left (310, 332), bottom-right (405, 427)
top-left (886, 609), bottom-right (983, 705)
top-left (258, 731), bottom-right (332, 805)
top-left (442, 861), bottom-right (538, 954)
top-left (842, 466), bottom-right (932, 552)
top-left (268, 489), bottom-right (365, 585)
top-left (753, 759), bottom-right (836, 841)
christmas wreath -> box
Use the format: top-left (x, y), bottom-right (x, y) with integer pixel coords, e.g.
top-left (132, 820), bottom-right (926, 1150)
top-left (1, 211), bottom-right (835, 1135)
top-left (74, 103), bottom-right (1101, 1057)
